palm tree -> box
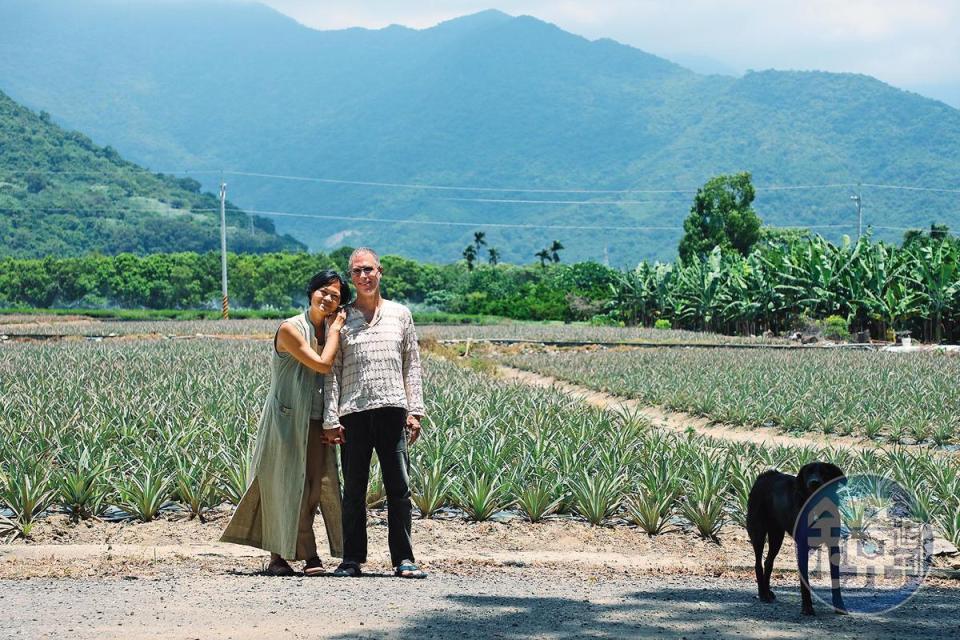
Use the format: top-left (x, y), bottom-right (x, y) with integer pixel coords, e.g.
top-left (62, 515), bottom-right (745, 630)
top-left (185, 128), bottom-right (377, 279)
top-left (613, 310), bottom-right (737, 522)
top-left (535, 249), bottom-right (551, 268)
top-left (488, 247), bottom-right (500, 266)
top-left (463, 245), bottom-right (477, 271)
top-left (473, 231), bottom-right (487, 254)
top-left (549, 240), bottom-right (564, 263)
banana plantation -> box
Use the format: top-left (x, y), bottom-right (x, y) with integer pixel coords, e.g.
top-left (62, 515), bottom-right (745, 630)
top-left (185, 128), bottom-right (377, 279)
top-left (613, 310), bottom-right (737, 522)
top-left (607, 235), bottom-right (960, 342)
top-left (1, 340), bottom-right (957, 552)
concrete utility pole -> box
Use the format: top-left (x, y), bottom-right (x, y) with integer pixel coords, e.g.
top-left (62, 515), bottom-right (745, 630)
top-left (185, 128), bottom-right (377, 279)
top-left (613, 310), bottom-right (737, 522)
top-left (219, 181), bottom-right (229, 319)
top-left (851, 183), bottom-right (862, 240)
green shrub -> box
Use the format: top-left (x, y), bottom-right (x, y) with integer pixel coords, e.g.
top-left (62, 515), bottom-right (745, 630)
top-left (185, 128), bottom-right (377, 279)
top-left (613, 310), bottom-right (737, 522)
top-left (820, 315), bottom-right (850, 341)
top-left (654, 319), bottom-right (672, 330)
top-left (589, 314), bottom-right (623, 327)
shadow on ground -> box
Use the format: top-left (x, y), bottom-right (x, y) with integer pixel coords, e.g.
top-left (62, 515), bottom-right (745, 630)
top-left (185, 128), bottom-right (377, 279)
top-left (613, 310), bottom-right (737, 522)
top-left (328, 582), bottom-right (959, 639)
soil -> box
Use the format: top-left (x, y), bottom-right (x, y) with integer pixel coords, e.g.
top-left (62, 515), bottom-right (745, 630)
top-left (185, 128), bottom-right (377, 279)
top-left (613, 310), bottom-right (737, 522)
top-left (2, 508), bottom-right (763, 579)
top-left (4, 571), bottom-right (959, 640)
top-left (2, 511), bottom-right (959, 639)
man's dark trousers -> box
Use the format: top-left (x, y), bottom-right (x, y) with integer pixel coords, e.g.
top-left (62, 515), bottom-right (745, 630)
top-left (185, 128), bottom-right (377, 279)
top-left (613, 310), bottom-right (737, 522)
top-left (340, 406), bottom-right (414, 567)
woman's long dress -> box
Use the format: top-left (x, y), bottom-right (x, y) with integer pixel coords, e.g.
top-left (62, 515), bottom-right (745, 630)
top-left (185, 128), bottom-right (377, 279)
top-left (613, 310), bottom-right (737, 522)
top-left (220, 311), bottom-right (343, 560)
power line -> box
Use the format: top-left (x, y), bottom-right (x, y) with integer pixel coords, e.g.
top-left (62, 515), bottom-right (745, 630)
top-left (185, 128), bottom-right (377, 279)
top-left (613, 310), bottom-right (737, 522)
top-left (223, 170), bottom-right (870, 194)
top-left (756, 183), bottom-right (855, 191)
top-left (0, 207), bottom-right (221, 213)
top-left (3, 167), bottom-right (958, 194)
top-left (438, 197), bottom-right (680, 205)
top-left (861, 183), bottom-right (960, 194)
top-left (2, 206), bottom-right (954, 233)
top-left (221, 170), bottom-right (698, 194)
top-left (222, 172), bottom-right (960, 195)
top-left (0, 169), bottom-right (222, 176)
top-left (241, 209), bottom-right (684, 231)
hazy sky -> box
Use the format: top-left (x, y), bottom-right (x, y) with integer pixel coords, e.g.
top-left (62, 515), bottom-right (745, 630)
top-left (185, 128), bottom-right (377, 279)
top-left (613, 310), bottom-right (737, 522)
top-left (254, 0), bottom-right (960, 108)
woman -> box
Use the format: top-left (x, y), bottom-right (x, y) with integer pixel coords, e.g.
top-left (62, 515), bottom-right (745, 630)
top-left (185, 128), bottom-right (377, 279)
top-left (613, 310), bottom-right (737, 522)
top-left (221, 270), bottom-right (349, 576)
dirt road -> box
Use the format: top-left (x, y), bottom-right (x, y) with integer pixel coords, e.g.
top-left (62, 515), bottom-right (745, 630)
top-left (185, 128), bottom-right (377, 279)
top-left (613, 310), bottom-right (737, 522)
top-left (3, 566), bottom-right (958, 639)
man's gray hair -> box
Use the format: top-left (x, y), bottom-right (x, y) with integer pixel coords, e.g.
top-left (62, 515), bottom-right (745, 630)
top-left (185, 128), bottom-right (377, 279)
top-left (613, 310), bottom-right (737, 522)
top-left (349, 247), bottom-right (380, 267)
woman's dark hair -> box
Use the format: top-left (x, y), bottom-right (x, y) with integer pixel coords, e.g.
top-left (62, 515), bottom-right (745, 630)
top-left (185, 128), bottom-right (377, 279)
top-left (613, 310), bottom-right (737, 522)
top-left (306, 269), bottom-right (351, 306)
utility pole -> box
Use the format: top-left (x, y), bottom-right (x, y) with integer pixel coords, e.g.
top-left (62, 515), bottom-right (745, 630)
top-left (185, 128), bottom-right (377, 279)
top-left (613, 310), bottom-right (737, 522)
top-left (219, 181), bottom-right (230, 319)
top-left (851, 183), bottom-right (862, 240)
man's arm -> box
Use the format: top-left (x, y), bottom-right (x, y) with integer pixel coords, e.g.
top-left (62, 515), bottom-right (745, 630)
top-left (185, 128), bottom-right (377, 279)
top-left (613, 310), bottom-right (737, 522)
top-left (401, 309), bottom-right (425, 442)
top-left (322, 345), bottom-right (345, 443)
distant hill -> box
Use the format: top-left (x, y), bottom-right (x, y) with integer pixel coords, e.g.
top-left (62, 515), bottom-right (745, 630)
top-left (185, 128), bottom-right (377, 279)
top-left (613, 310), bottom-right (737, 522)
top-left (0, 1), bottom-right (958, 264)
top-left (0, 90), bottom-right (303, 257)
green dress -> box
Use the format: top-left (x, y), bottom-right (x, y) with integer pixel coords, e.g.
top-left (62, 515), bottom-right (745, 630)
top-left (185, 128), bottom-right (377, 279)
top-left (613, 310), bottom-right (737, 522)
top-left (220, 311), bottom-right (343, 560)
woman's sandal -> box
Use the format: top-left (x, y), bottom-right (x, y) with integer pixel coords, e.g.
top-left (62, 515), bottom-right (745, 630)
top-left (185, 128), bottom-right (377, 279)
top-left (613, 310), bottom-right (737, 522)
top-left (394, 560), bottom-right (427, 579)
top-left (331, 561), bottom-right (362, 577)
top-left (266, 558), bottom-right (296, 577)
top-left (303, 557), bottom-right (325, 577)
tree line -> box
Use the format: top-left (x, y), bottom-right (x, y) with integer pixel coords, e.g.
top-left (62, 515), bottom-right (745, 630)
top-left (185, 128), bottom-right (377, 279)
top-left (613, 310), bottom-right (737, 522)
top-left (3, 173), bottom-right (957, 341)
top-left (1, 228), bottom-right (957, 341)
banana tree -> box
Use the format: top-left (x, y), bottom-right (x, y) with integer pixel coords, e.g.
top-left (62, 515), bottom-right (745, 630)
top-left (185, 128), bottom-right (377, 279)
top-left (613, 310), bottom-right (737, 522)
top-left (775, 236), bottom-right (846, 319)
top-left (913, 242), bottom-right (960, 342)
top-left (675, 247), bottom-right (727, 331)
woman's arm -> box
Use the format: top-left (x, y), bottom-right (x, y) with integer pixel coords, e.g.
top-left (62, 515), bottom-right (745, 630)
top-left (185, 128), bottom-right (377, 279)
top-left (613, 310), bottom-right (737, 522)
top-left (276, 310), bottom-right (346, 374)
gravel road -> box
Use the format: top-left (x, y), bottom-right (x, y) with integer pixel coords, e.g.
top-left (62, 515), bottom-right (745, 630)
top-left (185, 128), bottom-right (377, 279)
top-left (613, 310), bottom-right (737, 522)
top-left (3, 568), bottom-right (958, 639)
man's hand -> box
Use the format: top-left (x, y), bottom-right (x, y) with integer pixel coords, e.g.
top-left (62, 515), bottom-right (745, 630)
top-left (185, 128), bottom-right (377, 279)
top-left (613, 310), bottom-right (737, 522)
top-left (321, 425), bottom-right (345, 445)
top-left (405, 414), bottom-right (422, 445)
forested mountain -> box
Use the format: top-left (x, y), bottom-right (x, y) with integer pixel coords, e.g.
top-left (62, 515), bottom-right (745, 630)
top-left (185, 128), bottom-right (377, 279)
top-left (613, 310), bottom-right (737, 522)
top-left (1, 1), bottom-right (958, 264)
top-left (0, 90), bottom-right (303, 257)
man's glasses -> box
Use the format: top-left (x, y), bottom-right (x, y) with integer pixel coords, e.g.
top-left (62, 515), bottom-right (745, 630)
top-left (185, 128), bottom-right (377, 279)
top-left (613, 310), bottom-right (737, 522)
top-left (350, 266), bottom-right (377, 277)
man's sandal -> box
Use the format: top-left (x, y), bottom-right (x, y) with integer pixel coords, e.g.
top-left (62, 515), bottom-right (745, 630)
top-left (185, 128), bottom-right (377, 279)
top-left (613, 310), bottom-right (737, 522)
top-left (395, 560), bottom-right (427, 579)
top-left (332, 561), bottom-right (362, 577)
top-left (303, 557), bottom-right (325, 577)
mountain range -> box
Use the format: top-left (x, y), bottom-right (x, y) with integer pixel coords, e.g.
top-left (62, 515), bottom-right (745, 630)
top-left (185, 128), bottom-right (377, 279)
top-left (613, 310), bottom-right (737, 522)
top-left (1, 0), bottom-right (958, 264)
top-left (0, 89), bottom-right (302, 257)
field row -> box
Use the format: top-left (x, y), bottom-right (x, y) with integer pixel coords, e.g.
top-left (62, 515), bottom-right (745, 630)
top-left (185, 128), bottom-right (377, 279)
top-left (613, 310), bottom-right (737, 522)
top-left (1, 315), bottom-right (789, 344)
top-left (501, 347), bottom-right (960, 447)
top-left (418, 323), bottom-right (788, 344)
top-left (0, 316), bottom-right (280, 337)
top-left (1, 340), bottom-right (957, 549)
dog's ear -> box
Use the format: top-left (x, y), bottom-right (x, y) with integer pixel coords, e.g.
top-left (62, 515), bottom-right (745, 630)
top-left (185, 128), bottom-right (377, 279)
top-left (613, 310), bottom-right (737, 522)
top-left (825, 463), bottom-right (845, 482)
top-left (794, 464), bottom-right (811, 497)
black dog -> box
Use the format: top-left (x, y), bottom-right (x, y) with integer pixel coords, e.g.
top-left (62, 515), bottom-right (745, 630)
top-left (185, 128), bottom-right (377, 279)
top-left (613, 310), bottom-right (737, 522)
top-left (746, 462), bottom-right (847, 615)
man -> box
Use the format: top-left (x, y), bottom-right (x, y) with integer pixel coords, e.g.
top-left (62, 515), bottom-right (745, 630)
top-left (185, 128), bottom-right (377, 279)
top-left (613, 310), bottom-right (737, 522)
top-left (324, 247), bottom-right (427, 578)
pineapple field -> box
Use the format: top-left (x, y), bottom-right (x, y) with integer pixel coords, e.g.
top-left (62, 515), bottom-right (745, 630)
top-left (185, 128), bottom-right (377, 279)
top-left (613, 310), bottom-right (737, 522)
top-left (501, 347), bottom-right (960, 445)
top-left (1, 335), bottom-right (958, 552)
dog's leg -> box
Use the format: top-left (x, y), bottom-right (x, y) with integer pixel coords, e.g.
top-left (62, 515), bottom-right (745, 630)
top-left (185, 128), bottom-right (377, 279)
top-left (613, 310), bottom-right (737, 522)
top-left (796, 536), bottom-right (815, 615)
top-left (762, 528), bottom-right (784, 601)
top-left (747, 515), bottom-right (769, 601)
top-left (828, 543), bottom-right (847, 614)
